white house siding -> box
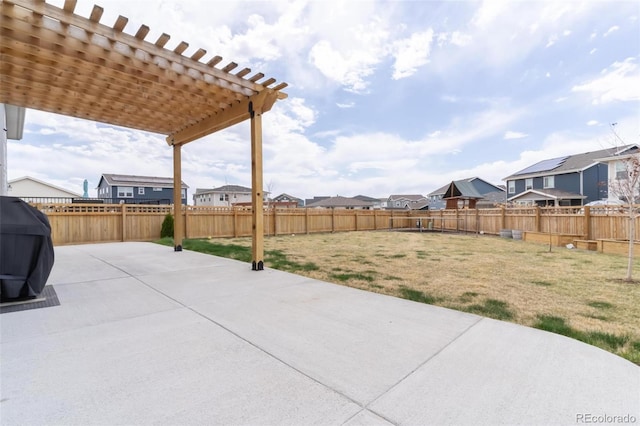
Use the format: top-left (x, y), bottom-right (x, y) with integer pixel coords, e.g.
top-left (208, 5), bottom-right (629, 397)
top-left (8, 177), bottom-right (80, 200)
top-left (195, 191), bottom-right (252, 207)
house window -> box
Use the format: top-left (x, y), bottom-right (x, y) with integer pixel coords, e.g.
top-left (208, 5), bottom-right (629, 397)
top-left (525, 178), bottom-right (533, 190)
top-left (508, 181), bottom-right (515, 194)
top-left (219, 194), bottom-right (229, 201)
top-left (138, 188), bottom-right (145, 195)
top-left (182, 189), bottom-right (187, 198)
top-left (543, 176), bottom-right (555, 189)
top-left (616, 161), bottom-right (627, 180)
top-left (395, 201), bottom-right (400, 207)
top-left (118, 186), bottom-right (133, 197)
top-left (153, 187), bottom-right (162, 192)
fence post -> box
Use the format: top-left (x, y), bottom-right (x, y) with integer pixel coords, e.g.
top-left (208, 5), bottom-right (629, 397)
top-left (121, 204), bottom-right (127, 242)
top-left (331, 208), bottom-right (335, 233)
top-left (233, 207), bottom-right (238, 238)
top-left (355, 210), bottom-right (358, 231)
top-left (456, 209), bottom-right (460, 232)
top-left (584, 206), bottom-right (591, 239)
top-left (184, 205), bottom-right (190, 239)
top-left (500, 206), bottom-right (506, 231)
top-left (305, 208), bottom-right (309, 234)
top-left (373, 210), bottom-right (377, 230)
top-left (535, 206), bottom-right (541, 232)
top-left (273, 208), bottom-right (278, 236)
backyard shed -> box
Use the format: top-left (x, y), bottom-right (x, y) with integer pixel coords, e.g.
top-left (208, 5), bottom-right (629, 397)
top-left (442, 180), bottom-right (484, 209)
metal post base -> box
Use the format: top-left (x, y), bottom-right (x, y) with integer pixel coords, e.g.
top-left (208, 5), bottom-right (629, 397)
top-left (174, 245), bottom-right (182, 252)
top-left (252, 260), bottom-right (264, 271)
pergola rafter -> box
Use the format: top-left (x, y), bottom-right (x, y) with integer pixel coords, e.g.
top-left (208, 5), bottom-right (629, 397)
top-left (0, 0), bottom-right (287, 269)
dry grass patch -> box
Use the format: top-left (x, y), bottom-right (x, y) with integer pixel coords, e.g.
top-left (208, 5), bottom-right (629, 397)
top-left (199, 231), bottom-right (640, 363)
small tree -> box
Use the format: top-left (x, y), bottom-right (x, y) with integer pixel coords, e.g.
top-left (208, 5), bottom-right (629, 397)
top-left (160, 214), bottom-right (174, 239)
top-left (606, 124), bottom-right (640, 282)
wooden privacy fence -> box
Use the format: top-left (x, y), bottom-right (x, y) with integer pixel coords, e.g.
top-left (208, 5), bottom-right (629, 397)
top-left (34, 203), bottom-right (640, 246)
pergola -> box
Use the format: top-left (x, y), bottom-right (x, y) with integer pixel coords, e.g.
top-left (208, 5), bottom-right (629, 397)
top-left (0, 0), bottom-right (288, 270)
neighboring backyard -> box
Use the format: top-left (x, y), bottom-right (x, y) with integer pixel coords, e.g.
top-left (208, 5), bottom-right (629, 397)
top-left (157, 231), bottom-right (640, 364)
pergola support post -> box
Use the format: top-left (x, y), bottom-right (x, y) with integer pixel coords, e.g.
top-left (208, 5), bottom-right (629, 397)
top-left (173, 143), bottom-right (183, 251)
top-left (250, 101), bottom-right (264, 270)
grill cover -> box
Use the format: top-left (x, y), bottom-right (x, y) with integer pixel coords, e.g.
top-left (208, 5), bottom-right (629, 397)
top-left (0, 196), bottom-right (55, 301)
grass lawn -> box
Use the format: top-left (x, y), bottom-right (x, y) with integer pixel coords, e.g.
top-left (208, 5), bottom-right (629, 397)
top-left (156, 231), bottom-right (640, 364)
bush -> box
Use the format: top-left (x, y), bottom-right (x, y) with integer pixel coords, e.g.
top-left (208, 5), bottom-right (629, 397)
top-left (160, 214), bottom-right (174, 238)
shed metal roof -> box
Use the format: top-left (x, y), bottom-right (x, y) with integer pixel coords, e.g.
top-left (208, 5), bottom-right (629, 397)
top-left (442, 180), bottom-right (484, 199)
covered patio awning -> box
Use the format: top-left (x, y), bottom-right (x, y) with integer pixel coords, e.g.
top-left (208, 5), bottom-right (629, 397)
top-left (0, 0), bottom-right (288, 270)
top-left (508, 189), bottom-right (586, 207)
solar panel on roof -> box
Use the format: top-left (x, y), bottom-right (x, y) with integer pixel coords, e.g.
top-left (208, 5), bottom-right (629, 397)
top-left (113, 176), bottom-right (172, 184)
top-left (514, 156), bottom-right (568, 175)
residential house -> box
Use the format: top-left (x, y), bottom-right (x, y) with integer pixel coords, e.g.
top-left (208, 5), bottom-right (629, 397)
top-left (8, 176), bottom-right (81, 203)
top-left (97, 174), bottom-right (188, 205)
top-left (387, 194), bottom-right (428, 210)
top-left (272, 193), bottom-right (304, 207)
top-left (353, 195), bottom-right (385, 209)
top-left (305, 196), bottom-right (330, 206)
top-left (306, 196), bottom-right (373, 209)
top-left (193, 185), bottom-right (268, 207)
top-left (428, 177), bottom-right (505, 209)
top-left (503, 148), bottom-right (618, 206)
top-left (594, 145), bottom-right (640, 202)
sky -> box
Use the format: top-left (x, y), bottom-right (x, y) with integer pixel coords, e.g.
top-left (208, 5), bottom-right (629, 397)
top-left (6, 0), bottom-right (640, 201)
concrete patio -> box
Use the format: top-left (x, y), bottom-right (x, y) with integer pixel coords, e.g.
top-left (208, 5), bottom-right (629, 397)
top-left (1, 242), bottom-right (638, 425)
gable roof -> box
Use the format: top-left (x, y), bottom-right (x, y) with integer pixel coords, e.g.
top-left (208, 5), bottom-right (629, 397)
top-left (428, 177), bottom-right (504, 196)
top-left (272, 193), bottom-right (302, 202)
top-left (195, 185), bottom-right (253, 194)
top-left (504, 146), bottom-right (635, 180)
top-left (353, 195), bottom-right (380, 202)
top-left (508, 188), bottom-right (587, 202)
top-left (8, 176), bottom-right (82, 197)
top-left (388, 194), bottom-right (426, 201)
top-left (306, 196), bottom-right (373, 208)
top-left (442, 180), bottom-right (484, 199)
top-left (594, 145), bottom-right (640, 163)
top-left (212, 185), bottom-right (253, 193)
top-left (100, 174), bottom-right (188, 189)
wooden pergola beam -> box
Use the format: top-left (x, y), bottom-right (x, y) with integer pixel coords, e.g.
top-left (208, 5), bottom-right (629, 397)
top-left (1, 0), bottom-right (288, 269)
top-left (167, 89), bottom-right (280, 146)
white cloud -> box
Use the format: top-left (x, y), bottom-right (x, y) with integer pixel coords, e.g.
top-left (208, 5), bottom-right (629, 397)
top-left (589, 48), bottom-right (597, 55)
top-left (391, 29), bottom-right (434, 80)
top-left (336, 102), bottom-right (355, 109)
top-left (572, 57), bottom-right (640, 104)
top-left (504, 131), bottom-right (528, 140)
top-left (586, 120), bottom-right (599, 126)
top-left (603, 25), bottom-right (620, 37)
top-left (450, 31), bottom-right (473, 47)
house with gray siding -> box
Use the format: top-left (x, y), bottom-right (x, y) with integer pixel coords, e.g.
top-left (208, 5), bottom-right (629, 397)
top-left (97, 174), bottom-right (188, 205)
top-left (502, 148), bottom-right (618, 206)
top-left (594, 144), bottom-right (640, 202)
